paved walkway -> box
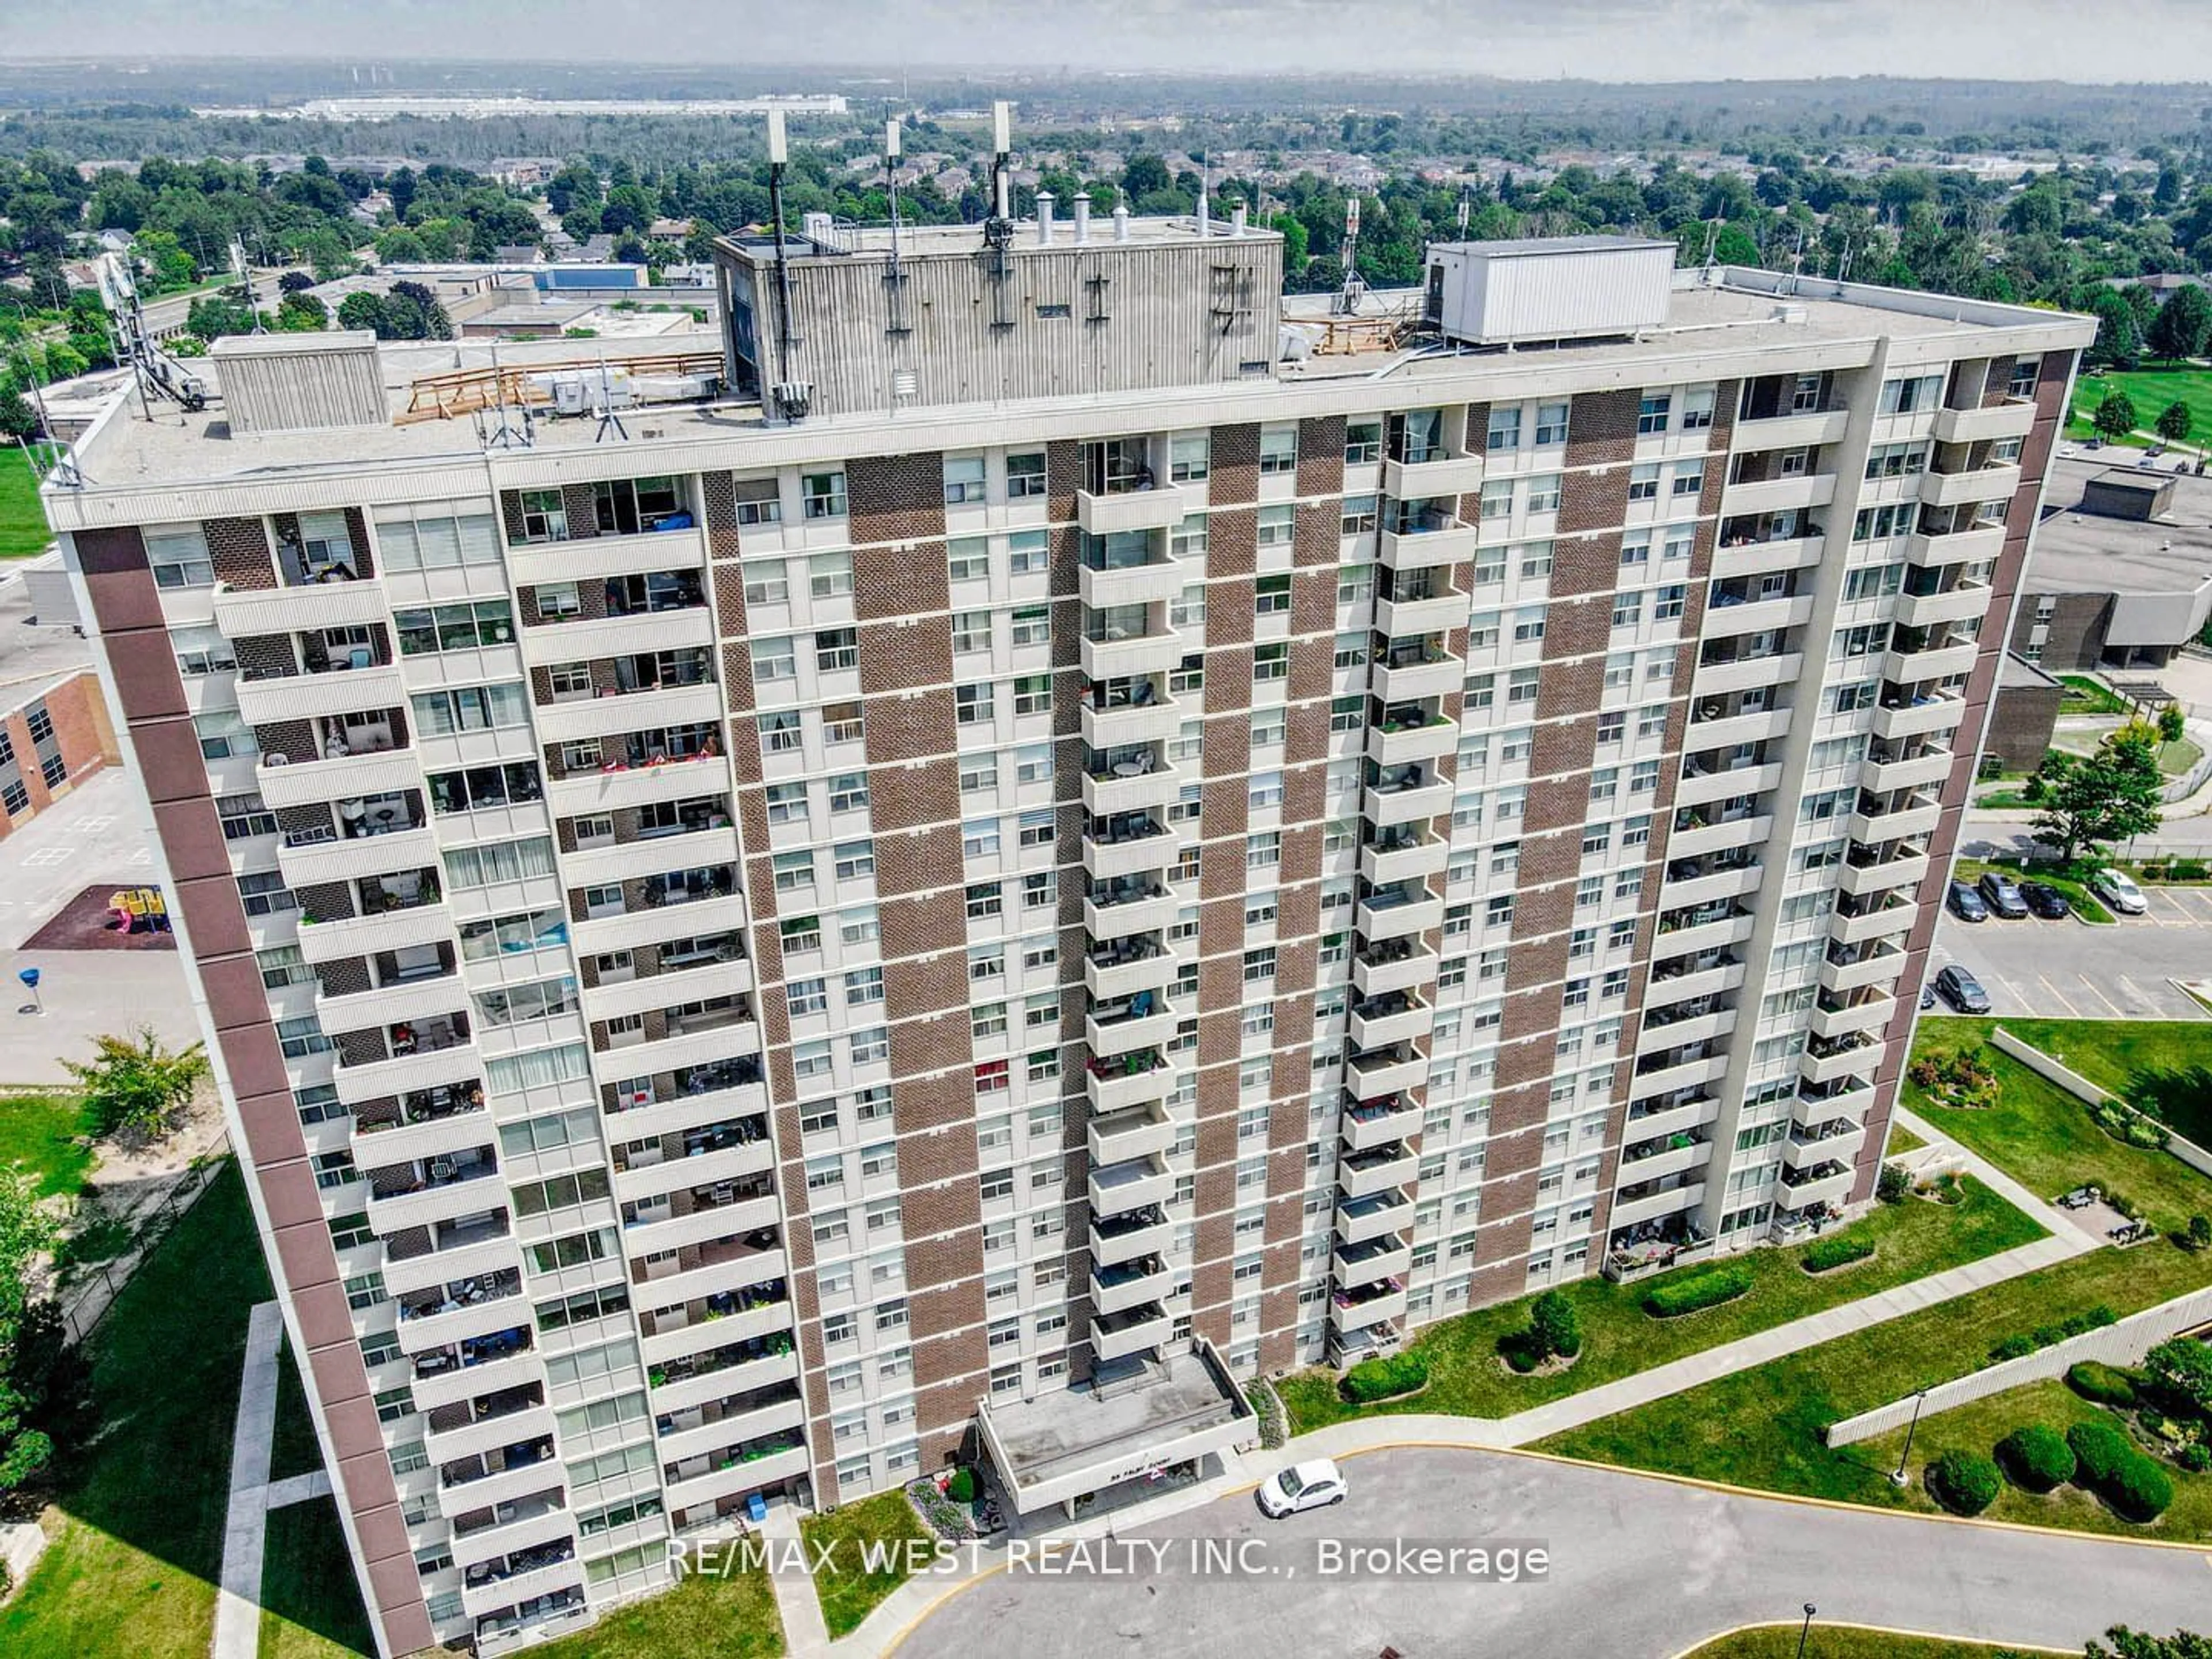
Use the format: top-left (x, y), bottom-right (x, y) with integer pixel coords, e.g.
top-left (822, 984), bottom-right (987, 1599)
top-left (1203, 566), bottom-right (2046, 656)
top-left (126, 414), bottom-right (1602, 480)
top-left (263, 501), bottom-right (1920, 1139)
top-left (1893, 1104), bottom-right (2111, 1249)
top-left (761, 1502), bottom-right (834, 1659)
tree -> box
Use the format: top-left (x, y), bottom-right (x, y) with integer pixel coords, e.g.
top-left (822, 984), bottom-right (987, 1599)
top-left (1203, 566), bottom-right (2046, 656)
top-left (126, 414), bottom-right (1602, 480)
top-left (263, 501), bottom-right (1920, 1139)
top-left (61, 1027), bottom-right (209, 1142)
top-left (2160, 704), bottom-right (2188, 744)
top-left (0, 1168), bottom-right (60, 1494)
top-left (2032, 723), bottom-right (2165, 862)
top-left (2147, 283), bottom-right (2212, 362)
top-left (185, 295), bottom-right (257, 342)
top-left (336, 291), bottom-right (391, 336)
top-left (275, 291), bottom-right (327, 332)
top-left (2084, 289), bottom-right (2143, 370)
top-left (0, 390), bottom-right (37, 442)
top-left (2093, 389), bottom-right (2140, 441)
top-left (2156, 400), bottom-right (2195, 444)
top-left (1527, 1289), bottom-right (1582, 1361)
top-left (2089, 1628), bottom-right (2212, 1658)
top-left (2142, 1338), bottom-right (2212, 1416)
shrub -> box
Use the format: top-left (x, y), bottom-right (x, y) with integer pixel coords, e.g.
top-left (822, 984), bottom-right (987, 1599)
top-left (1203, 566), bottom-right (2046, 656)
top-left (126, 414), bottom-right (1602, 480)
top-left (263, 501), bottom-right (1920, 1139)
top-left (945, 1465), bottom-right (978, 1503)
top-left (1528, 1290), bottom-right (1582, 1360)
top-left (2106, 1455), bottom-right (2175, 1522)
top-left (1341, 1350), bottom-right (1428, 1403)
top-left (2179, 1443), bottom-right (2212, 1474)
top-left (2189, 1215), bottom-right (2212, 1252)
top-left (1926, 1448), bottom-right (2002, 1516)
top-left (1876, 1162), bottom-right (1911, 1205)
top-left (2068, 1420), bottom-right (2135, 1488)
top-left (1643, 1264), bottom-right (1753, 1319)
top-left (1990, 1335), bottom-right (2037, 1362)
top-left (2068, 1361), bottom-right (2141, 1407)
top-left (1997, 1425), bottom-right (2076, 1493)
top-left (2142, 1339), bottom-right (2212, 1417)
top-left (1803, 1235), bottom-right (1876, 1273)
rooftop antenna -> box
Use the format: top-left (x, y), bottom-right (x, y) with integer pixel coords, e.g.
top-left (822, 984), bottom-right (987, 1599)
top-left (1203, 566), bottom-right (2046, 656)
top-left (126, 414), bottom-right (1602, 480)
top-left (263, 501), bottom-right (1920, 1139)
top-left (764, 107), bottom-right (802, 420)
top-left (229, 239), bottom-right (265, 334)
top-left (593, 350), bottom-right (628, 444)
top-left (1456, 183), bottom-right (1472, 239)
top-left (1332, 195), bottom-right (1365, 317)
top-left (982, 100), bottom-right (1015, 330)
top-left (483, 339), bottom-right (530, 449)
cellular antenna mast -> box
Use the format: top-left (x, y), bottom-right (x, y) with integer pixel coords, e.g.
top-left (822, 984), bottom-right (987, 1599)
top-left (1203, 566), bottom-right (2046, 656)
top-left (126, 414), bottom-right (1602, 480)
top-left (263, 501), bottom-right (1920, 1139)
top-left (1332, 196), bottom-right (1365, 317)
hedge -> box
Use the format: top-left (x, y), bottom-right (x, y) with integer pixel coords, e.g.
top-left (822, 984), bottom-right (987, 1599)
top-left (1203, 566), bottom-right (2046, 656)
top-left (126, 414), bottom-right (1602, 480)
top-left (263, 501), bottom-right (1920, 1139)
top-left (1342, 1350), bottom-right (1428, 1403)
top-left (1643, 1264), bottom-right (1753, 1319)
top-left (2067, 1361), bottom-right (2141, 1407)
top-left (1927, 1448), bottom-right (2002, 1516)
top-left (1802, 1235), bottom-right (1876, 1274)
top-left (2066, 1420), bottom-right (2173, 1521)
top-left (2105, 1455), bottom-right (2175, 1522)
top-left (1996, 1425), bottom-right (2075, 1493)
top-left (2066, 1420), bottom-right (2134, 1487)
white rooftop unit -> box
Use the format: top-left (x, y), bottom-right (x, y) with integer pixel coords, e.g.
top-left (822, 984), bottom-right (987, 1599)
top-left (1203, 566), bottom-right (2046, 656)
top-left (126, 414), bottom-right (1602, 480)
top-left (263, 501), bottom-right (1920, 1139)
top-left (1424, 235), bottom-right (1676, 347)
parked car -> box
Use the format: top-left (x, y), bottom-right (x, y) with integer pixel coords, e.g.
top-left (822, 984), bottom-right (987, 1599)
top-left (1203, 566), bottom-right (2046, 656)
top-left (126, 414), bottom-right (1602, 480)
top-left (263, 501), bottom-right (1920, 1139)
top-left (1933, 964), bottom-right (1992, 1014)
top-left (2089, 868), bottom-right (2148, 916)
top-left (2018, 880), bottom-right (2071, 921)
top-left (1948, 880), bottom-right (1989, 922)
top-left (1978, 870), bottom-right (2029, 919)
top-left (1920, 982), bottom-right (1938, 1010)
top-left (1257, 1458), bottom-right (1347, 1518)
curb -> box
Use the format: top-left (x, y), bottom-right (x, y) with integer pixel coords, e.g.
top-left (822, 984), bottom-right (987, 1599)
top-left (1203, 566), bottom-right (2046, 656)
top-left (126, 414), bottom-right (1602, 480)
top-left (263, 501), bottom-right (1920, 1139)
top-left (1664, 1619), bottom-right (2075, 1658)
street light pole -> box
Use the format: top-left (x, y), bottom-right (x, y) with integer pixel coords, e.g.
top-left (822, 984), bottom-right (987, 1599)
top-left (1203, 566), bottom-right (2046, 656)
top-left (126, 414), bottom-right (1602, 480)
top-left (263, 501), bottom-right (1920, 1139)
top-left (1890, 1387), bottom-right (1930, 1487)
top-left (1796, 1603), bottom-right (1818, 1659)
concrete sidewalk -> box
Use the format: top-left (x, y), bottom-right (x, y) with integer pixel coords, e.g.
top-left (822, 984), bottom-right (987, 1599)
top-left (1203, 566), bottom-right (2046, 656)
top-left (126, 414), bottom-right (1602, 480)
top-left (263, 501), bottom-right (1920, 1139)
top-left (1893, 1104), bottom-right (2111, 1249)
top-left (213, 1301), bottom-right (283, 1659)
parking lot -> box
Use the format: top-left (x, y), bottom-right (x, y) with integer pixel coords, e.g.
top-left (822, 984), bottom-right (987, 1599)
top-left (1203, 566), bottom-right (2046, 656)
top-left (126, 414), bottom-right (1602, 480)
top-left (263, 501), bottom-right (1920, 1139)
top-left (1931, 882), bottom-right (2212, 1020)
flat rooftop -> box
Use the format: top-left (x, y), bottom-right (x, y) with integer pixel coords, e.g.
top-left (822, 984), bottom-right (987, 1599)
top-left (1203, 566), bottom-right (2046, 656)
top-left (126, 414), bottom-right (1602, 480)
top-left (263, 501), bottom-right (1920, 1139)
top-left (980, 1344), bottom-right (1248, 1495)
top-left (0, 567), bottom-right (98, 707)
top-left (2028, 453), bottom-right (2212, 596)
top-left (719, 211), bottom-right (1275, 264)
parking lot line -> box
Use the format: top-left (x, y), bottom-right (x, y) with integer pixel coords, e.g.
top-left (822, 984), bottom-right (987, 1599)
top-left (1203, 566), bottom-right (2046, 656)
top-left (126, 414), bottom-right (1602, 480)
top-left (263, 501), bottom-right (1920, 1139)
top-left (2033, 976), bottom-right (2081, 1016)
top-left (2075, 978), bottom-right (2126, 1016)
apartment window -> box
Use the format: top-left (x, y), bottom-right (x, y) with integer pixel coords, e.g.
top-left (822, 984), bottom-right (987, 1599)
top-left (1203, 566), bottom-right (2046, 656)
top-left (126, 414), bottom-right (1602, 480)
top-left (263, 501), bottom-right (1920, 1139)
top-left (1637, 393), bottom-right (1671, 435)
top-left (1627, 463), bottom-right (1659, 502)
top-left (1611, 592), bottom-right (1643, 629)
top-left (1007, 452), bottom-right (1047, 498)
top-left (2007, 357), bottom-right (2041, 399)
top-left (145, 527), bottom-right (214, 589)
top-left (1255, 643), bottom-right (1289, 682)
top-left (1012, 675), bottom-right (1051, 717)
top-left (1256, 574), bottom-right (1291, 615)
top-left (802, 471), bottom-right (848, 518)
top-left (816, 628), bottom-right (859, 673)
top-left (1671, 462), bottom-right (1705, 497)
top-left (1345, 420), bottom-right (1382, 464)
top-left (215, 793), bottom-right (276, 841)
top-left (1526, 474), bottom-right (1562, 514)
top-left (1533, 402), bottom-right (1570, 446)
top-left (1877, 373), bottom-right (1945, 415)
top-left (1258, 426), bottom-right (1298, 474)
top-left (1340, 494), bottom-right (1379, 537)
top-left (809, 552), bottom-right (854, 599)
top-left (1257, 506), bottom-right (1295, 550)
top-left (1479, 479), bottom-right (1513, 522)
top-left (1486, 406), bottom-right (1521, 451)
top-left (942, 454), bottom-right (987, 504)
top-left (1169, 432), bottom-right (1210, 482)
top-left (1680, 387), bottom-right (1716, 430)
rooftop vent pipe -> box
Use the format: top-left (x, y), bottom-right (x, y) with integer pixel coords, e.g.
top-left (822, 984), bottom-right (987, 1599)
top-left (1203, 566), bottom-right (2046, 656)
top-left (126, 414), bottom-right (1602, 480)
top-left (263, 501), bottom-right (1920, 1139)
top-left (1073, 196), bottom-right (1091, 244)
top-left (1113, 202), bottom-right (1130, 244)
top-left (1232, 203), bottom-right (1248, 238)
top-left (1036, 192), bottom-right (1055, 247)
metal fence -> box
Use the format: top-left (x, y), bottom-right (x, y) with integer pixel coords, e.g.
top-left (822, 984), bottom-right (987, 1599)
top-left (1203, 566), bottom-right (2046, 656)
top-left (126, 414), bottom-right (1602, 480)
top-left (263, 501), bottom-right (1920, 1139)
top-left (54, 1140), bottom-right (233, 1348)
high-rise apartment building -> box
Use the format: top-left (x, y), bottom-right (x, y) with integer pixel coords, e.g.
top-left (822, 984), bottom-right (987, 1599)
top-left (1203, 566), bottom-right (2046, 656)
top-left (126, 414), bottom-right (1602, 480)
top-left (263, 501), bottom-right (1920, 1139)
top-left (46, 221), bottom-right (2091, 1656)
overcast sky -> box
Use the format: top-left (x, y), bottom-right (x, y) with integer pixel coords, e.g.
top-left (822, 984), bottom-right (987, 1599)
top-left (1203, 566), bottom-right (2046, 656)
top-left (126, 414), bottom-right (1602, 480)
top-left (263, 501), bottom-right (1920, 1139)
top-left (6, 0), bottom-right (2212, 83)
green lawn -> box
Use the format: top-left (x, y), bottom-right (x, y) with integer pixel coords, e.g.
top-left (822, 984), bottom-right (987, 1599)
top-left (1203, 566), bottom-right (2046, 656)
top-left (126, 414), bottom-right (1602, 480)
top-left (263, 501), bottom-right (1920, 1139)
top-left (1885, 1123), bottom-right (1928, 1157)
top-left (528, 1563), bottom-right (784, 1659)
top-left (1911, 1017), bottom-right (2212, 1218)
top-left (1538, 1204), bottom-right (2212, 1500)
top-left (257, 1498), bottom-right (375, 1659)
top-left (0, 445), bottom-right (51, 559)
top-left (1683, 1626), bottom-right (2057, 1657)
top-left (2058, 676), bottom-right (2131, 717)
top-left (801, 1489), bottom-right (933, 1639)
top-left (1278, 1175), bottom-right (2043, 1433)
top-left (0, 1089), bottom-right (98, 1197)
top-left (2070, 363), bottom-right (2212, 449)
top-left (0, 1162), bottom-right (268, 1659)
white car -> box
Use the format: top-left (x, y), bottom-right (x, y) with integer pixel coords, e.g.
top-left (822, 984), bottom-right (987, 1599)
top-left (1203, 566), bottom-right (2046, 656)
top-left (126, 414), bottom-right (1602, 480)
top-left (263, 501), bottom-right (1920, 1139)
top-left (2090, 868), bottom-right (2147, 915)
top-left (1257, 1458), bottom-right (1347, 1518)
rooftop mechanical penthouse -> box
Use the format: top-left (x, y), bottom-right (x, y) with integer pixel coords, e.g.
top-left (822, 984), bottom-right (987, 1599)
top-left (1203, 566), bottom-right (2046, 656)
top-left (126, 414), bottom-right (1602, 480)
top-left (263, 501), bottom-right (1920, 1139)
top-left (46, 201), bottom-right (2092, 1655)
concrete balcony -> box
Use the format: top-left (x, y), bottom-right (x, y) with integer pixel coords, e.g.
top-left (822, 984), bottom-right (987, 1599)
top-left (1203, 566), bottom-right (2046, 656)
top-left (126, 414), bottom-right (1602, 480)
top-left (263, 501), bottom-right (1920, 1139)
top-left (1801, 1037), bottom-right (1882, 1087)
top-left (236, 664), bottom-right (406, 728)
top-left (1090, 1206), bottom-right (1175, 1266)
top-left (1862, 747), bottom-right (1955, 794)
top-left (1734, 407), bottom-right (1851, 449)
top-left (507, 524), bottom-right (709, 585)
top-left (1377, 518), bottom-right (1479, 570)
top-left (632, 1247), bottom-right (788, 1316)
top-left (1630, 1053), bottom-right (1729, 1100)
top-left (1081, 689), bottom-right (1183, 751)
top-left (1089, 1102), bottom-right (1176, 1165)
top-left (655, 1397), bottom-right (808, 1469)
top-left (1090, 1155), bottom-right (1175, 1219)
top-left (1616, 1137), bottom-right (1713, 1185)
top-left (1838, 849), bottom-right (1930, 898)
top-left (1849, 794), bottom-right (1942, 845)
top-left (351, 1103), bottom-right (494, 1172)
top-left (1675, 760), bottom-right (1782, 810)
top-left (1692, 652), bottom-right (1803, 697)
top-left (600, 1080), bottom-right (770, 1149)
top-left (1363, 778), bottom-right (1455, 828)
top-left (1661, 862), bottom-right (1763, 910)
top-left (1810, 993), bottom-right (1897, 1042)
top-left (1650, 912), bottom-right (1755, 964)
top-left (623, 1195), bottom-right (781, 1261)
top-left (1349, 997), bottom-right (1430, 1050)
top-left (1356, 889), bottom-right (1444, 942)
top-left (1645, 958), bottom-right (1747, 1009)
top-left (649, 1349), bottom-right (801, 1418)
top-left (569, 893), bottom-right (749, 959)
top-left (1931, 400), bottom-right (2036, 445)
top-left (1786, 1120), bottom-right (1869, 1169)
top-left (585, 957), bottom-right (753, 1028)
top-left (367, 1168), bottom-right (503, 1239)
top-left (1906, 524), bottom-right (2006, 569)
top-left (255, 748), bottom-right (421, 809)
top-left (1636, 1006), bottom-right (1736, 1052)
top-left (1687, 706), bottom-right (1792, 753)
top-left (544, 755), bottom-right (727, 818)
top-left (427, 1403), bottom-right (557, 1469)
top-left (1665, 814), bottom-right (1773, 861)
top-left (1382, 452), bottom-right (1485, 498)
top-left (1092, 1305), bottom-right (1173, 1362)
top-left (1077, 484), bottom-right (1192, 536)
top-left (1895, 583), bottom-right (1992, 630)
top-left (1086, 997), bottom-right (1177, 1058)
top-left (279, 825), bottom-right (437, 889)
top-left (1701, 593), bottom-right (1815, 639)
top-left (611, 1017), bottom-right (766, 1081)
top-left (1080, 626), bottom-right (1184, 682)
top-left (1710, 535), bottom-right (1825, 583)
top-left (411, 1349), bottom-right (540, 1416)
top-left (1080, 555), bottom-right (1184, 610)
top-left (611, 1140), bottom-right (775, 1207)
top-left (1082, 762), bottom-right (1178, 817)
top-left (437, 1456), bottom-right (563, 1524)
top-left (1831, 897), bottom-right (1917, 946)
top-left (1820, 944), bottom-right (1906, 995)
top-left (1085, 1056), bottom-right (1175, 1113)
top-left (1777, 1161), bottom-right (1856, 1211)
top-left (1330, 1282), bottom-right (1407, 1334)
top-left (335, 1043), bottom-right (483, 1108)
top-left (1334, 1234), bottom-right (1411, 1286)
top-left (1884, 640), bottom-right (1980, 685)
top-left (1608, 1180), bottom-right (1706, 1229)
top-left (638, 1301), bottom-right (795, 1370)
top-left (214, 579), bottom-right (388, 638)
top-left (517, 608), bottom-right (711, 669)
top-left (1084, 881), bottom-right (1181, 941)
top-left (532, 683), bottom-right (722, 745)
top-left (381, 1229), bottom-right (518, 1298)
top-left (1335, 1188), bottom-right (1413, 1245)
top-left (459, 1557), bottom-right (587, 1623)
top-left (1722, 471), bottom-right (1836, 518)
top-left (663, 1445), bottom-right (810, 1515)
top-left (1622, 1094), bottom-right (1721, 1145)
top-left (1341, 1094), bottom-right (1421, 1153)
top-left (1091, 1257), bottom-right (1174, 1317)
top-left (394, 1296), bottom-right (528, 1362)
top-left (1082, 824), bottom-right (1177, 883)
top-left (560, 826), bottom-right (740, 895)
top-left (1921, 464), bottom-right (2021, 511)
top-left (296, 902), bottom-right (453, 965)
top-left (1376, 588), bottom-right (1468, 639)
top-left (1353, 944), bottom-right (1438, 999)
top-left (448, 1501), bottom-right (575, 1575)
top-left (1339, 1142), bottom-right (1418, 1200)
top-left (1346, 1052), bottom-right (1427, 1106)
top-left (1370, 649), bottom-right (1463, 703)
top-left (1365, 717), bottom-right (1460, 770)
top-left (1872, 695), bottom-right (1968, 742)
top-left (1084, 944), bottom-right (1174, 1003)
top-left (316, 974), bottom-right (469, 1038)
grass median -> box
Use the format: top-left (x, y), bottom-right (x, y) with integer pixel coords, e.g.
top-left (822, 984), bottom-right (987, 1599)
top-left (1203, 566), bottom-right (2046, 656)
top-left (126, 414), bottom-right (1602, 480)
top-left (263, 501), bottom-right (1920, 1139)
top-left (802, 1488), bottom-right (934, 1639)
top-left (1279, 1173), bottom-right (2043, 1433)
top-left (1683, 1626), bottom-right (2050, 1657)
top-left (529, 1562), bottom-right (784, 1659)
